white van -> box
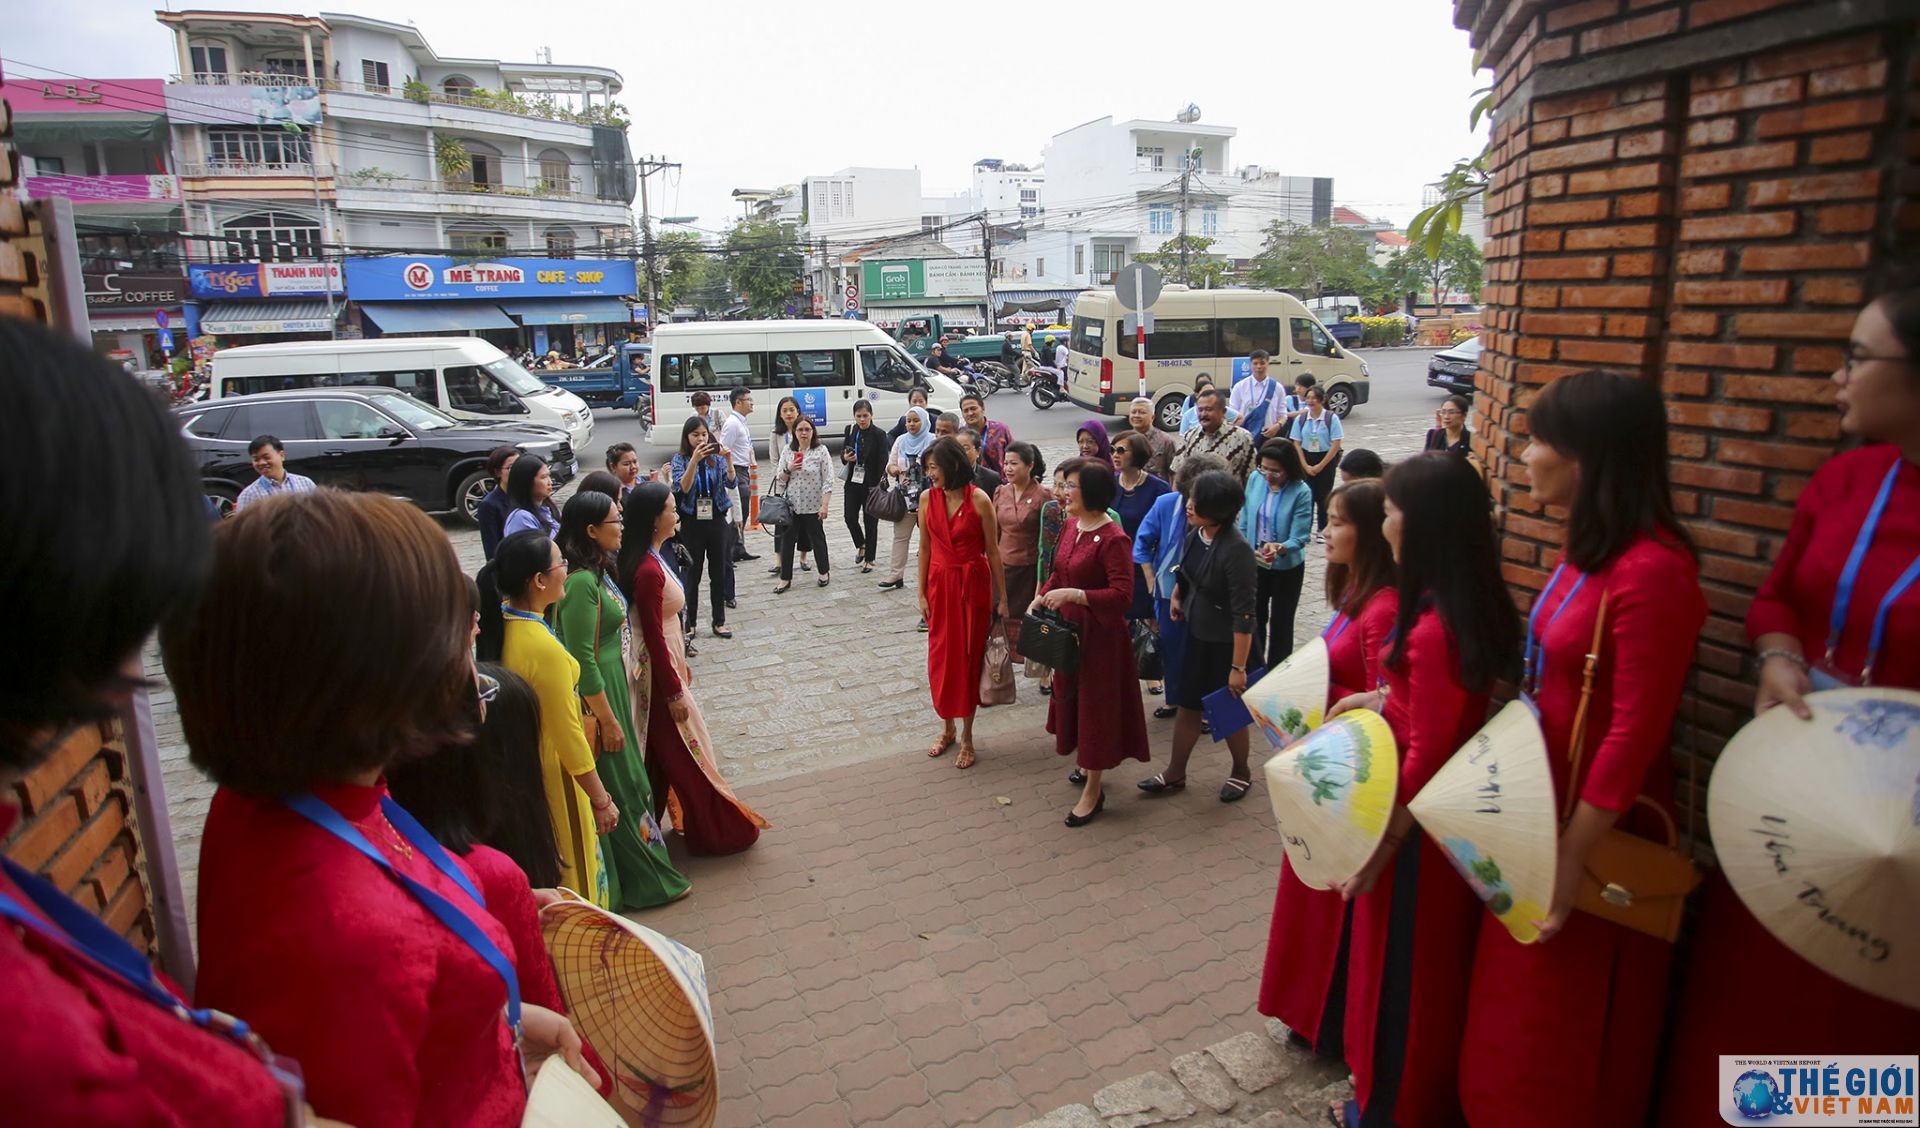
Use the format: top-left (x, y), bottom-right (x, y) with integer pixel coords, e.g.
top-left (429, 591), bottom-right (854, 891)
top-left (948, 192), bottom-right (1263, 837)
top-left (1062, 287), bottom-right (1372, 431)
top-left (649, 320), bottom-right (966, 447)
top-left (209, 337), bottom-right (594, 450)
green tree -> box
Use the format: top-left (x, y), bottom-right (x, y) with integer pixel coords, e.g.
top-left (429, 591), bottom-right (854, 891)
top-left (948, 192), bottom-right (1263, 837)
top-left (1248, 222), bottom-right (1388, 304)
top-left (655, 231), bottom-right (728, 314)
top-left (1388, 232), bottom-right (1483, 305)
top-left (1133, 235), bottom-right (1232, 288)
top-left (1409, 82), bottom-right (1494, 256)
top-left (724, 219), bottom-right (804, 318)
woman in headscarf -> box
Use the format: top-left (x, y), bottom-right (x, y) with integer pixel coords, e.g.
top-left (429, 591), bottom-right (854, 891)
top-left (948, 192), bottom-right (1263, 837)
top-left (878, 406), bottom-right (935, 592)
top-left (1074, 419), bottom-right (1113, 466)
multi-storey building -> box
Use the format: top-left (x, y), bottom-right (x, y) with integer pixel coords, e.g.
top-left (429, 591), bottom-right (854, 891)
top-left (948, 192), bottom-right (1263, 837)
top-left (155, 9), bottom-right (639, 353)
top-left (7, 75), bottom-right (189, 365)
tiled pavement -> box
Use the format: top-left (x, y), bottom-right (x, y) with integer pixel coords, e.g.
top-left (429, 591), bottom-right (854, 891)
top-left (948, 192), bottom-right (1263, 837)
top-left (642, 711), bottom-right (1329, 1128)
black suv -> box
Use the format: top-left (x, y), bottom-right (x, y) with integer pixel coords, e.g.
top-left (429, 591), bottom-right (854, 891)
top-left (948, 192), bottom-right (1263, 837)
top-left (178, 388), bottom-right (576, 523)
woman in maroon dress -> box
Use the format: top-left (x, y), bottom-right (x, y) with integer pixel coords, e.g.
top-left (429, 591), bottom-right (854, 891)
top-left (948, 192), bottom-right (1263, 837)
top-left (1658, 292), bottom-right (1920, 1125)
top-left (0, 319), bottom-right (295, 1125)
top-left (920, 437), bottom-right (1008, 769)
top-left (1259, 479), bottom-right (1397, 1060)
top-left (1036, 457), bottom-right (1151, 825)
top-left (1326, 453), bottom-right (1520, 1128)
top-left (1455, 371), bottom-right (1706, 1128)
top-left (166, 491), bottom-right (592, 1128)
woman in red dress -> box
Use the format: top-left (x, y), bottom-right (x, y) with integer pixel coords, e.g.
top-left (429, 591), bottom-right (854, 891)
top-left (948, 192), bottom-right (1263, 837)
top-left (1326, 453), bottom-right (1520, 1128)
top-left (617, 483), bottom-right (768, 856)
top-left (1454, 371), bottom-right (1706, 1127)
top-left (1658, 292), bottom-right (1920, 1125)
top-left (1036, 457), bottom-right (1151, 825)
top-left (920, 437), bottom-right (1009, 770)
top-left (166, 491), bottom-right (592, 1128)
top-left (1, 319), bottom-right (295, 1125)
top-left (1259, 479), bottom-right (1397, 1060)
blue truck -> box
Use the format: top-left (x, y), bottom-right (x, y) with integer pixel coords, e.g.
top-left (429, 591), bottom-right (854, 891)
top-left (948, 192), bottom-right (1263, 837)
top-left (540, 343), bottom-right (652, 422)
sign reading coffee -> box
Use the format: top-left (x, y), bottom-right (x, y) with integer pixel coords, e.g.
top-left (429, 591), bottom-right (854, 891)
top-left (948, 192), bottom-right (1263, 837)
top-left (84, 272), bottom-right (189, 311)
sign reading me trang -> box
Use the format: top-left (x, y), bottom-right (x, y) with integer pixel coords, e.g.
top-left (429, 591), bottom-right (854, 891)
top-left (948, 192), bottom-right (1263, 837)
top-left (343, 256), bottom-right (638, 301)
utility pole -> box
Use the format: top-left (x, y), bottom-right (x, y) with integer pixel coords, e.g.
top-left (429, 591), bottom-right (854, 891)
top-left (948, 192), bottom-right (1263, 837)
top-left (635, 154), bottom-right (681, 334)
top-left (980, 213), bottom-right (994, 336)
top-left (1176, 146), bottom-right (1194, 286)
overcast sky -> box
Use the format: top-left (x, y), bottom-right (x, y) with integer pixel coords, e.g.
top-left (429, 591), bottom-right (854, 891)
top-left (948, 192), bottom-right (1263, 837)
top-left (6, 0), bottom-right (1488, 239)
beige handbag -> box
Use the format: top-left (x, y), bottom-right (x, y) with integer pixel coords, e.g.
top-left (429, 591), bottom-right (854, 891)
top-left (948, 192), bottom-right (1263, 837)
top-left (979, 619), bottom-right (1016, 707)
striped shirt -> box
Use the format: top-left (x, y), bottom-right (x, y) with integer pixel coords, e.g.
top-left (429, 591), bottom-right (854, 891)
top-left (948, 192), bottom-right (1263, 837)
top-left (234, 472), bottom-right (317, 511)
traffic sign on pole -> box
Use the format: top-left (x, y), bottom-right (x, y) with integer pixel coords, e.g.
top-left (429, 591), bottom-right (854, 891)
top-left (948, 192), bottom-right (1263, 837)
top-left (154, 309), bottom-right (171, 330)
top-left (1120, 311), bottom-right (1156, 336)
top-left (1113, 263), bottom-right (1163, 312)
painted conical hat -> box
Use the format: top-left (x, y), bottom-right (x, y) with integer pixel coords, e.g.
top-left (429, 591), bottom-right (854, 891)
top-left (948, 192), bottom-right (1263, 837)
top-left (1409, 699), bottom-right (1560, 944)
top-left (541, 894), bottom-right (718, 1127)
top-left (522, 1052), bottom-right (626, 1127)
top-left (1264, 708), bottom-right (1399, 890)
top-left (1708, 686), bottom-right (1920, 1009)
top-left (1244, 637), bottom-right (1331, 751)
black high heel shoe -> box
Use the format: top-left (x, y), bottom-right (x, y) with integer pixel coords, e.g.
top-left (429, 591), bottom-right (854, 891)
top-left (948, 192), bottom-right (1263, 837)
top-left (1065, 789), bottom-right (1105, 828)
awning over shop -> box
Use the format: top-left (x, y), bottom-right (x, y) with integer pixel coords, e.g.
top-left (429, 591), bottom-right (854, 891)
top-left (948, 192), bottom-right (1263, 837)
top-left (359, 301), bottom-right (516, 333)
top-left (496, 297), bottom-right (631, 325)
top-left (15, 114), bottom-right (169, 145)
top-left (200, 300), bottom-right (339, 336)
top-left (89, 310), bottom-right (183, 332)
top-left (867, 305), bottom-right (984, 329)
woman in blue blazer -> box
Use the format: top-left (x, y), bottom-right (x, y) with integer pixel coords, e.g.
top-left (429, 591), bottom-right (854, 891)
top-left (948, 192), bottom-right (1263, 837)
top-left (1238, 439), bottom-right (1314, 670)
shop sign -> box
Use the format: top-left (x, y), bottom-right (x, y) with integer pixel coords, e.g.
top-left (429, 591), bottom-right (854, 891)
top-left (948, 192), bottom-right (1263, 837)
top-left (859, 258), bottom-right (986, 301)
top-left (345, 256), bottom-right (637, 301)
top-left (188, 262), bottom-right (344, 299)
top-left (84, 271), bottom-right (189, 310)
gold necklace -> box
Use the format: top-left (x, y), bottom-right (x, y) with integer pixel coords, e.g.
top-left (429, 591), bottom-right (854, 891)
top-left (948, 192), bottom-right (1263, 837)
top-left (377, 814), bottom-right (415, 859)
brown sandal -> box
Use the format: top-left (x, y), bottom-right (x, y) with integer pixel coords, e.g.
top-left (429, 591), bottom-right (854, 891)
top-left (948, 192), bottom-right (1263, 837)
top-left (927, 732), bottom-right (954, 758)
top-left (955, 743), bottom-right (976, 770)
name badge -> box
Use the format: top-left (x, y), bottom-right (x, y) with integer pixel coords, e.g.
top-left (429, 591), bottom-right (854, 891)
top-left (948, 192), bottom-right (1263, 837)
top-left (696, 497), bottom-right (714, 521)
top-left (851, 465), bottom-right (867, 485)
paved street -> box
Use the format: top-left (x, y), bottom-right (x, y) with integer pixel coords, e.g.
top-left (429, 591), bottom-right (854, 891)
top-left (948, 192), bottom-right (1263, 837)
top-left (149, 348), bottom-right (1444, 1124)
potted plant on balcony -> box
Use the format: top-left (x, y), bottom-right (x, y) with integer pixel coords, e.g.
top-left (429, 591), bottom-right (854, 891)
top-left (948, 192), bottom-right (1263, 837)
top-left (403, 78), bottom-right (431, 103)
top-left (435, 136), bottom-right (472, 188)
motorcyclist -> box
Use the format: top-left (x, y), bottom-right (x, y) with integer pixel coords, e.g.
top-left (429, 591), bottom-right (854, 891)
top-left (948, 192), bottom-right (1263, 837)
top-left (928, 341), bottom-right (967, 379)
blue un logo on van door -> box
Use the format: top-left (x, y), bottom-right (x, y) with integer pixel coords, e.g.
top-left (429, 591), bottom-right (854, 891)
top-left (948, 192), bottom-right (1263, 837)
top-left (792, 388), bottom-right (828, 426)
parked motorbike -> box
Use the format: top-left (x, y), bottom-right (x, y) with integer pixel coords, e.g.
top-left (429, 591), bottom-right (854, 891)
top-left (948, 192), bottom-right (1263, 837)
top-left (1028, 366), bottom-right (1064, 410)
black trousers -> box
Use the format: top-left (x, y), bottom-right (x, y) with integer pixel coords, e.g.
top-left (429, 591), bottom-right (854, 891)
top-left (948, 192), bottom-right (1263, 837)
top-left (779, 513), bottom-right (831, 581)
top-left (677, 516), bottom-right (729, 627)
top-left (1303, 450), bottom-right (1337, 531)
top-left (844, 480), bottom-right (879, 563)
top-left (1252, 564), bottom-right (1305, 672)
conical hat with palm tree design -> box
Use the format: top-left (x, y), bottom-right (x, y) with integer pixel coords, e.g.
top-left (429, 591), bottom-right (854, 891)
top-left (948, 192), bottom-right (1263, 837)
top-left (1264, 708), bottom-right (1399, 890)
top-left (1408, 699), bottom-right (1559, 944)
top-left (1244, 637), bottom-right (1330, 751)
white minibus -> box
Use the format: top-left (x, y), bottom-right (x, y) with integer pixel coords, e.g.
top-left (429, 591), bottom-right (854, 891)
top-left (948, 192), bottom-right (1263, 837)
top-left (209, 337), bottom-right (594, 449)
top-left (1062, 287), bottom-right (1372, 430)
top-left (648, 320), bottom-right (965, 448)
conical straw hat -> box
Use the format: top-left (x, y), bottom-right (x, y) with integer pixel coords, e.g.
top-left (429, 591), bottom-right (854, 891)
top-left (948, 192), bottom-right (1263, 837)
top-left (522, 1052), bottom-right (626, 1127)
top-left (541, 894), bottom-right (718, 1127)
top-left (1708, 686), bottom-right (1920, 1009)
top-left (1264, 708), bottom-right (1399, 890)
top-left (1244, 637), bottom-right (1331, 751)
top-left (1409, 699), bottom-right (1560, 944)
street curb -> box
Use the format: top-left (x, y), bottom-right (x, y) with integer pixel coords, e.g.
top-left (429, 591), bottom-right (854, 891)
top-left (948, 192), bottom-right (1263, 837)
top-left (1016, 1019), bottom-right (1352, 1128)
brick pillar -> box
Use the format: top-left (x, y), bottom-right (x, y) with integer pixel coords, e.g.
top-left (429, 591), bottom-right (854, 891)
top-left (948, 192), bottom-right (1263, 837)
top-left (1459, 0), bottom-right (1920, 846)
top-left (1, 80), bottom-right (162, 955)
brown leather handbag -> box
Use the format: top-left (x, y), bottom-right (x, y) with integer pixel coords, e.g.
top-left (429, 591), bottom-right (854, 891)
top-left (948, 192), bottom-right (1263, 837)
top-left (1562, 591), bottom-right (1701, 942)
top-left (979, 618), bottom-right (1016, 707)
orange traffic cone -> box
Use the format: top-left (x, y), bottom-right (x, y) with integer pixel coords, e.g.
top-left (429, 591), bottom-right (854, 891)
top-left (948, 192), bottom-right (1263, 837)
top-left (747, 462), bottom-right (763, 531)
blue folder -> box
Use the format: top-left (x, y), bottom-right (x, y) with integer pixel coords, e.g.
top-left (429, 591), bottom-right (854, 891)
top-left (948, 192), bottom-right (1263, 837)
top-left (1201, 666), bottom-right (1266, 742)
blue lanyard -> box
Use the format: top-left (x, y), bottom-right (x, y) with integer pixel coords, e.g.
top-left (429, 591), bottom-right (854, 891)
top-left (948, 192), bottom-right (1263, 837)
top-left (1827, 462), bottom-right (1920, 683)
top-left (0, 855), bottom-right (296, 1080)
top-left (1323, 610), bottom-right (1351, 643)
top-left (1524, 563), bottom-right (1589, 692)
top-left (282, 794), bottom-right (521, 1045)
top-left (501, 603), bottom-right (559, 642)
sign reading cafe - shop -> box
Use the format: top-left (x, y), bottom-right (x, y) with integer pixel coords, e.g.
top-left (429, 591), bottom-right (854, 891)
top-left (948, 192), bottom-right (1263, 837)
top-left (343, 256), bottom-right (638, 302)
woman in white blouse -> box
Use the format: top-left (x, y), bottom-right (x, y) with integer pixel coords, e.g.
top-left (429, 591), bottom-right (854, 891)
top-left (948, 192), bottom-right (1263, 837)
top-left (774, 415), bottom-right (834, 592)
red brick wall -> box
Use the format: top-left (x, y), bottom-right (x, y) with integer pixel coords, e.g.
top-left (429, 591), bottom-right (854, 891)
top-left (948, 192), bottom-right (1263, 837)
top-left (0, 81), bottom-right (160, 953)
top-left (1460, 0), bottom-right (1920, 844)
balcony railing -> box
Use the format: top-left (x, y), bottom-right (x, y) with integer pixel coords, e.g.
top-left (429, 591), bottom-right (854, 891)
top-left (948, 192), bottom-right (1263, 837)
top-left (177, 160), bottom-right (333, 179)
top-left (177, 71), bottom-right (316, 87)
top-left (337, 170), bottom-right (598, 203)
top-left (172, 72), bottom-right (630, 129)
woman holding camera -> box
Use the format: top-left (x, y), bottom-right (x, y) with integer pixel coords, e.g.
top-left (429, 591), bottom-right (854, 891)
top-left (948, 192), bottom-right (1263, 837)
top-left (671, 416), bottom-right (737, 640)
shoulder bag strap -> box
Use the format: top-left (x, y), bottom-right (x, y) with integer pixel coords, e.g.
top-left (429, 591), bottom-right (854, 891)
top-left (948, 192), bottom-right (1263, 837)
top-left (1561, 590), bottom-right (1611, 824)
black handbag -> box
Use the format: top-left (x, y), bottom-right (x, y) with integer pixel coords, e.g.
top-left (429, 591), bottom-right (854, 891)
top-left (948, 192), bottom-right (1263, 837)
top-left (863, 482), bottom-right (909, 523)
top-left (1020, 607), bottom-right (1082, 674)
top-left (1131, 619), bottom-right (1163, 680)
top-left (758, 488), bottom-right (793, 530)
